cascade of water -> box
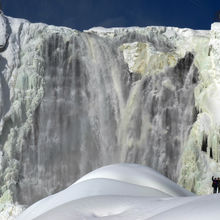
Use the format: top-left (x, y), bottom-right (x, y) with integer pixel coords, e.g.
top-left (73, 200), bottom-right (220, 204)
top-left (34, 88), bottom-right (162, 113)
top-left (13, 30), bottom-right (132, 204)
top-left (0, 21), bottom-right (205, 206)
top-left (119, 53), bottom-right (198, 181)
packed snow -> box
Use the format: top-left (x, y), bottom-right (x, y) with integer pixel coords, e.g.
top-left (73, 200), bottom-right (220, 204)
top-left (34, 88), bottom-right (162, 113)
top-left (17, 164), bottom-right (220, 220)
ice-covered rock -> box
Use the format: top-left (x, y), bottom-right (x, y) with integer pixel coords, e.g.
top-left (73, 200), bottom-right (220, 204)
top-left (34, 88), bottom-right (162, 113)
top-left (120, 42), bottom-right (179, 75)
top-left (179, 22), bottom-right (220, 194)
top-left (0, 203), bottom-right (23, 220)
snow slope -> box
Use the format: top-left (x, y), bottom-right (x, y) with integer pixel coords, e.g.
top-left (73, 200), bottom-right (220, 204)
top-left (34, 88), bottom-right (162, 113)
top-left (17, 164), bottom-right (220, 220)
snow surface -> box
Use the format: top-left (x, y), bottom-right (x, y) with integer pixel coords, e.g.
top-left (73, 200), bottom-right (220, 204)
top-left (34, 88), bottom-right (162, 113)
top-left (17, 164), bottom-right (220, 220)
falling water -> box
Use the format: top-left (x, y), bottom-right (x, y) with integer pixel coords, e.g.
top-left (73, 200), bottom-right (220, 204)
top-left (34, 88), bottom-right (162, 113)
top-left (0, 20), bottom-right (200, 205)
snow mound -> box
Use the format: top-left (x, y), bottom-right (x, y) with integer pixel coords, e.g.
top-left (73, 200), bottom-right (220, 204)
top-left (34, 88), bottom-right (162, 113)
top-left (17, 164), bottom-right (196, 220)
top-left (21, 195), bottom-right (220, 220)
top-left (75, 163), bottom-right (193, 196)
top-left (16, 164), bottom-right (220, 219)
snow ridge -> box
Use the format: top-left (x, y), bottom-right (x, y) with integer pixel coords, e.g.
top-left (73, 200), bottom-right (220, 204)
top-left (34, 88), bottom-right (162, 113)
top-left (17, 164), bottom-right (220, 220)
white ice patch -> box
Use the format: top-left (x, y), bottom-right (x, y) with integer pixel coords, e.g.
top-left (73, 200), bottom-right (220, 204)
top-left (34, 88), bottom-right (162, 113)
top-left (211, 22), bottom-right (220, 31)
top-left (0, 202), bottom-right (23, 220)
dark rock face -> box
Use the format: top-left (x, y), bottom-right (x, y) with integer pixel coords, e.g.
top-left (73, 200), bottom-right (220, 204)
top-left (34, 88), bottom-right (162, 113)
top-left (0, 14), bottom-right (11, 52)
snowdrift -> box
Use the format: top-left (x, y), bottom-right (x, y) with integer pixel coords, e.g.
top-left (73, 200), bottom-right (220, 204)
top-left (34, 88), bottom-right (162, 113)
top-left (16, 164), bottom-right (220, 220)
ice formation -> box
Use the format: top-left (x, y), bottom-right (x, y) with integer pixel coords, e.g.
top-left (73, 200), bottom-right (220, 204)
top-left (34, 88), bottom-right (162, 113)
top-left (0, 12), bottom-right (7, 51)
top-left (17, 164), bottom-right (220, 220)
top-left (0, 11), bottom-right (220, 218)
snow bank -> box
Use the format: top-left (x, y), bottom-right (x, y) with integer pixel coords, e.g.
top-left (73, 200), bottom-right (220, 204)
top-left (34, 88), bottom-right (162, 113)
top-left (75, 164), bottom-right (193, 196)
top-left (16, 164), bottom-right (201, 220)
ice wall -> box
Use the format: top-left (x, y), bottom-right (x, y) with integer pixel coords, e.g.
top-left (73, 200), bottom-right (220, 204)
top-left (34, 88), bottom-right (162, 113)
top-left (0, 13), bottom-right (219, 217)
top-left (179, 23), bottom-right (220, 194)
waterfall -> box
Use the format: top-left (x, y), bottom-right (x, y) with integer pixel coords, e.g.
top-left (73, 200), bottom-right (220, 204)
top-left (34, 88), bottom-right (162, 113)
top-left (0, 16), bottom-right (214, 208)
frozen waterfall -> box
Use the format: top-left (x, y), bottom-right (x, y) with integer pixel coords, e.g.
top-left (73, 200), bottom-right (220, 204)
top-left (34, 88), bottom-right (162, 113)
top-left (0, 13), bottom-right (220, 218)
top-left (7, 25), bottom-right (196, 206)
